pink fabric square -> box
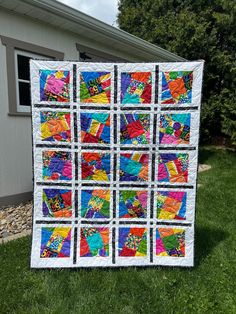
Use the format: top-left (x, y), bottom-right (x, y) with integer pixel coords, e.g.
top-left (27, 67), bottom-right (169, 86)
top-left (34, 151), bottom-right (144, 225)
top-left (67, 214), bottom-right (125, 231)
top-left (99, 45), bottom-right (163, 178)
top-left (168, 191), bottom-right (185, 202)
top-left (162, 133), bottom-right (178, 144)
top-left (158, 163), bottom-right (168, 180)
top-left (137, 192), bottom-right (148, 208)
top-left (62, 161), bottom-right (72, 179)
top-left (156, 239), bottom-right (165, 255)
top-left (46, 76), bottom-right (64, 95)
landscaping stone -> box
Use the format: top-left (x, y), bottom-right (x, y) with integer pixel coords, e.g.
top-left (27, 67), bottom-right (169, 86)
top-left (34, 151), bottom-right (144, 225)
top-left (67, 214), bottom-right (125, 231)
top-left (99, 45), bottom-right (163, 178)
top-left (198, 164), bottom-right (212, 172)
top-left (0, 201), bottom-right (32, 240)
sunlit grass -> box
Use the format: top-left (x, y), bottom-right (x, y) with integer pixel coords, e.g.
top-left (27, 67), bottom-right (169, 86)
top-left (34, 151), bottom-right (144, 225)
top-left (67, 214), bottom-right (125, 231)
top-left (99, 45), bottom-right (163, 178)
top-left (0, 148), bottom-right (235, 313)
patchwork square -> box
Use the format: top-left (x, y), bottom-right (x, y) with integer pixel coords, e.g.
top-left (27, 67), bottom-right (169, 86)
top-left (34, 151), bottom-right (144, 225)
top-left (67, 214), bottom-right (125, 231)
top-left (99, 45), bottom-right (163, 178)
top-left (156, 228), bottom-right (185, 257)
top-left (81, 152), bottom-right (110, 181)
top-left (121, 72), bottom-right (152, 104)
top-left (42, 189), bottom-right (72, 218)
top-left (118, 228), bottom-right (147, 256)
top-left (120, 153), bottom-right (149, 181)
top-left (156, 191), bottom-right (187, 220)
top-left (40, 70), bottom-right (70, 102)
top-left (31, 61), bottom-right (203, 268)
top-left (120, 113), bottom-right (150, 144)
top-left (81, 190), bottom-right (110, 218)
top-left (161, 71), bottom-right (193, 104)
top-left (40, 111), bottom-right (71, 142)
top-left (80, 227), bottom-right (109, 257)
top-left (40, 227), bottom-right (71, 258)
top-left (158, 153), bottom-right (189, 183)
top-left (80, 113), bottom-right (110, 143)
top-left (80, 72), bottom-right (111, 103)
top-left (42, 151), bottom-right (72, 181)
top-left (159, 113), bottom-right (190, 145)
top-left (119, 190), bottom-right (147, 218)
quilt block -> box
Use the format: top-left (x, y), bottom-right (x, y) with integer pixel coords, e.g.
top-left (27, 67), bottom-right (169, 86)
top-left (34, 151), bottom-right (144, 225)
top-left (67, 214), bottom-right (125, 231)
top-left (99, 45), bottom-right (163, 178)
top-left (31, 61), bottom-right (203, 268)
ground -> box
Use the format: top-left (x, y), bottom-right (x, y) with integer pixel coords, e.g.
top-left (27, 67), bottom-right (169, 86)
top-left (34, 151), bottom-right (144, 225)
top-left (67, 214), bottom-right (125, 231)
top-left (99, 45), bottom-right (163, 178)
top-left (0, 147), bottom-right (235, 314)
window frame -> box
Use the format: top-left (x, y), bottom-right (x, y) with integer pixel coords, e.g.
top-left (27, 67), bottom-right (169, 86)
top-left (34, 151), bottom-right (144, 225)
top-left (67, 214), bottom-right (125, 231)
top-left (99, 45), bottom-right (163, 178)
top-left (0, 35), bottom-right (64, 116)
top-left (14, 49), bottom-right (52, 113)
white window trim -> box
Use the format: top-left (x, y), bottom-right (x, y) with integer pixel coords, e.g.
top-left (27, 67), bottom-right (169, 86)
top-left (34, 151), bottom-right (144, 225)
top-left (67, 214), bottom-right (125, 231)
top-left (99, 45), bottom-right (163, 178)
top-left (14, 49), bottom-right (51, 113)
top-left (0, 35), bottom-right (64, 117)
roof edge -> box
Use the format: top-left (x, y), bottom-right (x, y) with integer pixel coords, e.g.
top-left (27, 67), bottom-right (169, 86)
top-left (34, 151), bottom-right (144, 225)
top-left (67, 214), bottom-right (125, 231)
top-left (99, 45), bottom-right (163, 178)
top-left (20, 0), bottom-right (186, 61)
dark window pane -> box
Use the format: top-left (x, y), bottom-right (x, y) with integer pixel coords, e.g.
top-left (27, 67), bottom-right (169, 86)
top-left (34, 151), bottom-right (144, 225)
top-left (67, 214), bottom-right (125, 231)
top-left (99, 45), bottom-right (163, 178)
top-left (19, 82), bottom-right (31, 106)
top-left (17, 54), bottom-right (30, 80)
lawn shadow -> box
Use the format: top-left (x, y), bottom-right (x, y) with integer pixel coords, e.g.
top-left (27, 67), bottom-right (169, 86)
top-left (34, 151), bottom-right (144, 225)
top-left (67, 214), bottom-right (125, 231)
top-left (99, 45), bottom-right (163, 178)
top-left (198, 148), bottom-right (216, 165)
top-left (194, 225), bottom-right (229, 267)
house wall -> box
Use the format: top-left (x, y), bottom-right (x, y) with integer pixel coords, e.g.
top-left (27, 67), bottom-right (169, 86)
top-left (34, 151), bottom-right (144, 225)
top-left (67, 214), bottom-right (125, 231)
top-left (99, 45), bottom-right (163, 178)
top-left (0, 9), bottom-right (129, 205)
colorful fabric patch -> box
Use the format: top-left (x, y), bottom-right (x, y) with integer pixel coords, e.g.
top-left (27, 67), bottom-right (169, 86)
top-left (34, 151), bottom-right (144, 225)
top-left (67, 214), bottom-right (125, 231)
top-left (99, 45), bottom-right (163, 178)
top-left (42, 151), bottom-right (72, 181)
top-left (31, 61), bottom-right (204, 268)
top-left (159, 113), bottom-right (190, 145)
top-left (40, 111), bottom-right (71, 142)
top-left (80, 72), bottom-right (111, 103)
top-left (119, 190), bottom-right (147, 218)
top-left (80, 227), bottom-right (109, 257)
top-left (156, 228), bottom-right (185, 257)
top-left (161, 71), bottom-right (193, 104)
top-left (80, 113), bottom-right (110, 143)
top-left (40, 70), bottom-right (70, 102)
top-left (81, 152), bottom-right (110, 181)
top-left (121, 72), bottom-right (152, 104)
top-left (120, 153), bottom-right (149, 181)
top-left (42, 189), bottom-right (72, 218)
top-left (40, 227), bottom-right (71, 258)
top-left (156, 191), bottom-right (187, 220)
top-left (158, 153), bottom-right (189, 183)
top-left (81, 190), bottom-right (110, 218)
top-left (120, 113), bottom-right (150, 144)
top-left (119, 228), bottom-right (147, 256)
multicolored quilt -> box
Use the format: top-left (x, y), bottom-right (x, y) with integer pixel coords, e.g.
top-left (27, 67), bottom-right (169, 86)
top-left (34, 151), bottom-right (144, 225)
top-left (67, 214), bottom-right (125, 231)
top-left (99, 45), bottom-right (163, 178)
top-left (30, 61), bottom-right (204, 268)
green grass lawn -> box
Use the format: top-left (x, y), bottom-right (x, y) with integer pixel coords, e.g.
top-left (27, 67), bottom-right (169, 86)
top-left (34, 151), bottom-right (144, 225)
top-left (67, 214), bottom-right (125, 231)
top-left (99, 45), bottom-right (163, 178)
top-left (0, 148), bottom-right (235, 314)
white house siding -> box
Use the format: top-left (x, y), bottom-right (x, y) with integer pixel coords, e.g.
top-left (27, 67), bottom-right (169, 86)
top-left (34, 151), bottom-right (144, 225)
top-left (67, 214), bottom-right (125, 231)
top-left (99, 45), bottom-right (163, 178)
top-left (0, 8), bottom-right (127, 202)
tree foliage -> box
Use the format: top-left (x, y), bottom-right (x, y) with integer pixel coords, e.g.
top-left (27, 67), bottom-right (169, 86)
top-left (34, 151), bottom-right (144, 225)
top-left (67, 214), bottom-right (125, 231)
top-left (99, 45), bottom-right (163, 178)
top-left (118, 0), bottom-right (236, 145)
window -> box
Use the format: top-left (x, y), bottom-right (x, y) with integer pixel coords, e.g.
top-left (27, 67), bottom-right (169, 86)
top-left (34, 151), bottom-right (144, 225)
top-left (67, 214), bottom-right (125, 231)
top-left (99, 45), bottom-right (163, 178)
top-left (14, 50), bottom-right (51, 113)
top-left (0, 35), bottom-right (64, 116)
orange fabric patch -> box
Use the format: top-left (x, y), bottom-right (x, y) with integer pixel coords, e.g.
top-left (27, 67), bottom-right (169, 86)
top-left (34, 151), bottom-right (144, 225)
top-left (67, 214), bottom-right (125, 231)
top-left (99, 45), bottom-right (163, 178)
top-left (169, 77), bottom-right (186, 99)
top-left (158, 228), bottom-right (174, 238)
top-left (131, 72), bottom-right (151, 83)
top-left (82, 152), bottom-right (101, 162)
top-left (100, 229), bottom-right (109, 245)
top-left (130, 228), bottom-right (146, 237)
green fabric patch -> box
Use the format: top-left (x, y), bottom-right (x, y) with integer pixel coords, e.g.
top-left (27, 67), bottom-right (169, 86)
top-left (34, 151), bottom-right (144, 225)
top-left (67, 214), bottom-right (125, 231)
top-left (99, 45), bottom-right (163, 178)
top-left (80, 82), bottom-right (90, 100)
top-left (121, 190), bottom-right (137, 202)
top-left (162, 234), bottom-right (179, 250)
top-left (137, 238), bottom-right (147, 254)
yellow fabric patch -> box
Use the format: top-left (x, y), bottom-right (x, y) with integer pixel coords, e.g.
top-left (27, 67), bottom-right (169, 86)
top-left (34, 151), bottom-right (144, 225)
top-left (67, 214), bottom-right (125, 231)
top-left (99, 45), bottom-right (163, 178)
top-left (166, 161), bottom-right (178, 176)
top-left (159, 211), bottom-right (175, 219)
top-left (135, 252), bottom-right (146, 257)
top-left (158, 251), bottom-right (169, 257)
top-left (41, 118), bottom-right (69, 140)
top-left (132, 153), bottom-right (141, 162)
top-left (86, 92), bottom-right (109, 104)
top-left (55, 71), bottom-right (64, 79)
top-left (173, 228), bottom-right (184, 234)
top-left (100, 73), bottom-right (110, 82)
top-left (157, 195), bottom-right (166, 203)
top-left (90, 120), bottom-right (100, 136)
top-left (93, 169), bottom-right (108, 181)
